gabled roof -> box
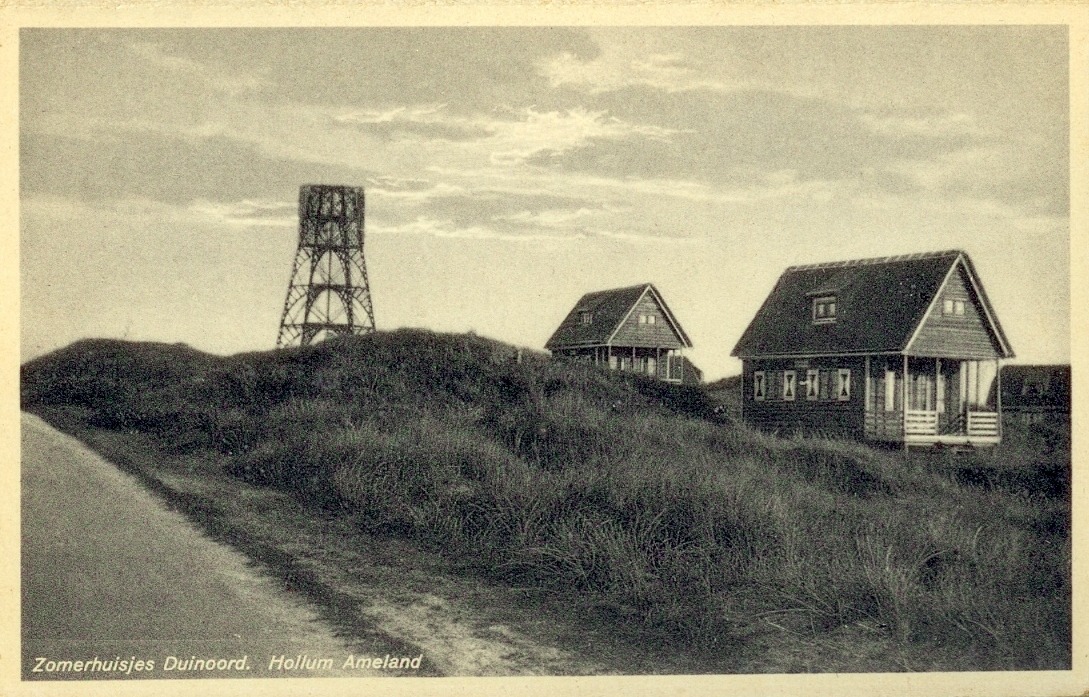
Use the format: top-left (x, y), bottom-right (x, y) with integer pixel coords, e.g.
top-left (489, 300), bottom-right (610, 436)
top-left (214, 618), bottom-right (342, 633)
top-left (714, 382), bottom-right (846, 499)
top-left (731, 250), bottom-right (1013, 358)
top-left (545, 283), bottom-right (693, 349)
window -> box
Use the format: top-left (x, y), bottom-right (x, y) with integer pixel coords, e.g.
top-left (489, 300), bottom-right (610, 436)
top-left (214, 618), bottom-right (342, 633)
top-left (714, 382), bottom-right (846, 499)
top-left (638, 314), bottom-right (658, 325)
top-left (753, 371), bottom-right (766, 401)
top-left (580, 311), bottom-right (593, 325)
top-left (806, 369), bottom-right (820, 400)
top-left (942, 299), bottom-right (965, 316)
top-left (1023, 376), bottom-right (1049, 396)
top-left (783, 370), bottom-right (796, 401)
top-left (648, 315), bottom-right (656, 324)
top-left (836, 369), bottom-right (851, 401)
top-left (812, 296), bottom-right (837, 324)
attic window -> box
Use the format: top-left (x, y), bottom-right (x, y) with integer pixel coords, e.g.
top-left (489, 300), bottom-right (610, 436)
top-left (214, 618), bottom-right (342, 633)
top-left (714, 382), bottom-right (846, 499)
top-left (579, 311), bottom-right (593, 325)
top-left (1022, 376), bottom-right (1050, 396)
top-left (638, 314), bottom-right (657, 325)
top-left (942, 299), bottom-right (966, 316)
top-left (812, 296), bottom-right (837, 324)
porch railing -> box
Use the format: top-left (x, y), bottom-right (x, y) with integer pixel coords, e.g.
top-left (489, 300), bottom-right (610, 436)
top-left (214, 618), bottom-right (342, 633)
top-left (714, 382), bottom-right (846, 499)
top-left (966, 411), bottom-right (999, 437)
top-left (904, 410), bottom-right (999, 438)
top-left (905, 410), bottom-right (938, 436)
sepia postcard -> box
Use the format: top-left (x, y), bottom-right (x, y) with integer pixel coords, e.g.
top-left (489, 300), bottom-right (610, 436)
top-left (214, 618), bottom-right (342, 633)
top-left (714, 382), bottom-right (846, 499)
top-left (2, 3), bottom-right (1086, 697)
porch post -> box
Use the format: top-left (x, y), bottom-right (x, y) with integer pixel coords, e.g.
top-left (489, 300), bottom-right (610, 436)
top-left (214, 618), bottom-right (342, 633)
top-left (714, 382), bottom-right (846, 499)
top-left (935, 358), bottom-right (941, 434)
top-left (864, 355), bottom-right (871, 412)
top-left (902, 354), bottom-right (909, 451)
top-left (974, 360), bottom-right (980, 412)
top-left (996, 358), bottom-right (1002, 439)
top-left (959, 360), bottom-right (967, 426)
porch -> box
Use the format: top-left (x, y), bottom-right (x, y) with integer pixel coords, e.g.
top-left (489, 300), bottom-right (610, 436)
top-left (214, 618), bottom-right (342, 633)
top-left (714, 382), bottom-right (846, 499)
top-left (902, 409), bottom-right (1000, 446)
top-left (562, 345), bottom-right (689, 383)
top-left (865, 355), bottom-right (1003, 447)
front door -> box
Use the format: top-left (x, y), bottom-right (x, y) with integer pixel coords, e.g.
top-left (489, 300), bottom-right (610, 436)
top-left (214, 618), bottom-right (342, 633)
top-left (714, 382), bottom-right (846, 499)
top-left (937, 360), bottom-right (966, 435)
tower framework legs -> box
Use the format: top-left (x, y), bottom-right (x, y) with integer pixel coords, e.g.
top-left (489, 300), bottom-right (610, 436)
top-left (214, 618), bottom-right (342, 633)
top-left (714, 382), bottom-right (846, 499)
top-left (277, 185), bottom-right (376, 347)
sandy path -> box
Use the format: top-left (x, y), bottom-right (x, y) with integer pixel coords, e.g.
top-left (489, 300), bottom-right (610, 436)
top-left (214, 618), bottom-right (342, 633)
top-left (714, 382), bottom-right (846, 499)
top-left (21, 413), bottom-right (409, 680)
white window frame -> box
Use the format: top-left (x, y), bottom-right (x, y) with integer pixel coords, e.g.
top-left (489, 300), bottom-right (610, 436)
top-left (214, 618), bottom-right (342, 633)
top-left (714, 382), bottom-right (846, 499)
top-left (783, 370), bottom-right (796, 401)
top-left (647, 315), bottom-right (656, 324)
top-left (753, 370), bottom-right (766, 401)
top-left (580, 311), bottom-right (593, 325)
top-left (942, 299), bottom-right (966, 316)
top-left (812, 296), bottom-right (837, 324)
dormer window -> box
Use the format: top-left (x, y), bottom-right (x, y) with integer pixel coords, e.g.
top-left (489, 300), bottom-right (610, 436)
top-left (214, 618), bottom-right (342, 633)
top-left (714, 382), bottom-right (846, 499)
top-left (812, 296), bottom-right (837, 324)
top-left (579, 310), bottom-right (593, 325)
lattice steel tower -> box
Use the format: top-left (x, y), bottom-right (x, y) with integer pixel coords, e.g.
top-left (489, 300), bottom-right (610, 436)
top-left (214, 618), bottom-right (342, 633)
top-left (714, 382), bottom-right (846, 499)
top-left (276, 185), bottom-right (376, 347)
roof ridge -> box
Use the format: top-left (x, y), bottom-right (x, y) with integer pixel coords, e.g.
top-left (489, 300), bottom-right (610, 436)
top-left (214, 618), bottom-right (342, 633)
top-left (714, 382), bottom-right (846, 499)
top-left (589, 282), bottom-right (654, 293)
top-left (785, 249), bottom-right (963, 273)
top-left (576, 282), bottom-right (653, 302)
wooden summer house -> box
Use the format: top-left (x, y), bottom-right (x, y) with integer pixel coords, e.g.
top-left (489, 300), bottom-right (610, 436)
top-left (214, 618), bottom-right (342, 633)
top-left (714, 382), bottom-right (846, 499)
top-left (545, 283), bottom-right (697, 384)
top-left (1000, 365), bottom-right (1070, 425)
top-left (731, 250), bottom-right (1014, 447)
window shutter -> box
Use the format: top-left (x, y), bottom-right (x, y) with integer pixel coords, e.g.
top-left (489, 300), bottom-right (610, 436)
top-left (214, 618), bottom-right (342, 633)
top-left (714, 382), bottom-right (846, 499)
top-left (806, 369), bottom-right (819, 400)
top-left (783, 370), bottom-right (796, 401)
top-left (837, 369), bottom-right (851, 401)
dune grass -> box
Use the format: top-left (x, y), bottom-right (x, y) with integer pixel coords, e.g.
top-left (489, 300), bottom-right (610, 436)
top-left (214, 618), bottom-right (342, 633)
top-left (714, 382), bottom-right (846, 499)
top-left (20, 331), bottom-right (1071, 670)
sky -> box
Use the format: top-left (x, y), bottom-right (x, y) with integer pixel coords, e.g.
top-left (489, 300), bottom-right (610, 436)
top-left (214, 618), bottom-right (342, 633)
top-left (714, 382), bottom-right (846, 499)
top-left (19, 26), bottom-right (1070, 379)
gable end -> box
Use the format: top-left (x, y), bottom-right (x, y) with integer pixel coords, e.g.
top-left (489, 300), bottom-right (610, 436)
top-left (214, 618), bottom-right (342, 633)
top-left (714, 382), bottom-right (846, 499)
top-left (905, 257), bottom-right (1012, 359)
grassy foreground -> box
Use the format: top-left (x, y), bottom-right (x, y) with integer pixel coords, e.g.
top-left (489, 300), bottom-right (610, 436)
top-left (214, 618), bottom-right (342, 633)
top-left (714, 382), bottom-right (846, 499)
top-left (21, 331), bottom-right (1071, 671)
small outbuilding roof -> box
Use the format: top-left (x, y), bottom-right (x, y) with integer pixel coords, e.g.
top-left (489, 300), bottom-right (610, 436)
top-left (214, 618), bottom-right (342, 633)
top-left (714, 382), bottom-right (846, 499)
top-left (731, 250), bottom-right (1013, 358)
top-left (1000, 364), bottom-right (1071, 411)
top-left (545, 283), bottom-right (692, 349)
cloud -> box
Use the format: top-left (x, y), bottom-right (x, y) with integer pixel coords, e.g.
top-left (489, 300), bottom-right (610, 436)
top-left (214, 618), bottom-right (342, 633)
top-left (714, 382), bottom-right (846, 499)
top-left (858, 111), bottom-right (986, 139)
top-left (332, 105), bottom-right (492, 142)
top-left (187, 198), bottom-right (296, 227)
top-left (495, 206), bottom-right (602, 228)
top-left (369, 215), bottom-right (578, 242)
top-left (540, 41), bottom-right (756, 96)
top-left (366, 178), bottom-right (467, 203)
top-left (481, 106), bottom-right (683, 167)
top-left (22, 194), bottom-right (300, 239)
top-left (882, 145), bottom-right (1068, 216)
top-left (127, 41), bottom-right (267, 95)
top-left (327, 102), bottom-right (685, 167)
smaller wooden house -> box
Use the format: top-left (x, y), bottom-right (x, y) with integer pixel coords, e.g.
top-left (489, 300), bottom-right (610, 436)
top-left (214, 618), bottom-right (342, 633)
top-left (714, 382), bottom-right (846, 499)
top-left (545, 283), bottom-right (697, 383)
top-left (1000, 365), bottom-right (1070, 425)
top-left (731, 250), bottom-right (1014, 447)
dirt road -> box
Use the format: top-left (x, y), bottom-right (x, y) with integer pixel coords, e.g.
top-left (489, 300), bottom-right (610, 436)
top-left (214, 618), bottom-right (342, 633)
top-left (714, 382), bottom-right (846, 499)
top-left (21, 413), bottom-right (417, 680)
